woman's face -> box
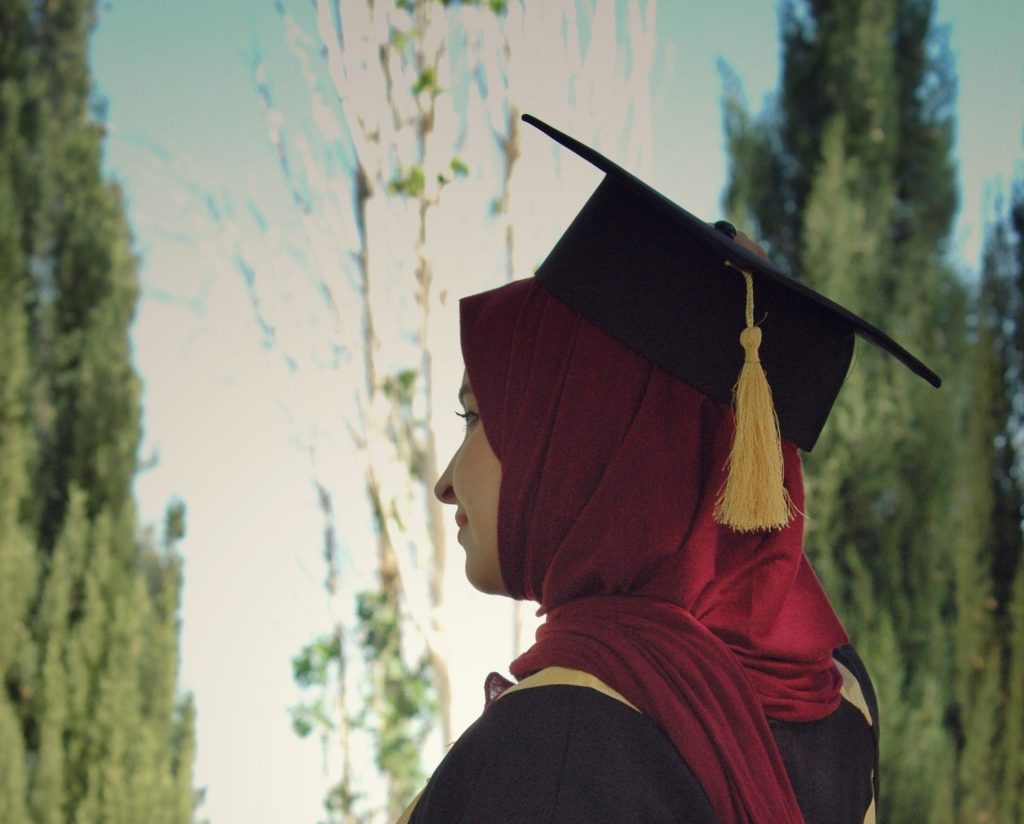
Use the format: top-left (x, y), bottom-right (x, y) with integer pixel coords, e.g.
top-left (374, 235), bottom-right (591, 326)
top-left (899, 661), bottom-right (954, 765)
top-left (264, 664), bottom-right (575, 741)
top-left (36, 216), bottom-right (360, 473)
top-left (434, 371), bottom-right (506, 595)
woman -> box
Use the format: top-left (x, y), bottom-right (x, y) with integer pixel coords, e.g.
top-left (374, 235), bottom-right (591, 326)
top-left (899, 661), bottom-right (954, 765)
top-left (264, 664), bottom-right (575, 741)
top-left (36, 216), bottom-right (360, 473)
top-left (400, 116), bottom-right (938, 823)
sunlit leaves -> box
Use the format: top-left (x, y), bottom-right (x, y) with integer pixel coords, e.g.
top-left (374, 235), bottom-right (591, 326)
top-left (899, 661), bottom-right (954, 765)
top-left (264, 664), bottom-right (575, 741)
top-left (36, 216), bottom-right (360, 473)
top-left (388, 165), bottom-right (425, 198)
top-left (412, 67), bottom-right (440, 97)
top-left (354, 590), bottom-right (434, 796)
top-left (390, 158), bottom-right (470, 197)
top-left (289, 699), bottom-right (334, 739)
top-left (381, 368), bottom-right (417, 405)
top-left (291, 633), bottom-right (342, 689)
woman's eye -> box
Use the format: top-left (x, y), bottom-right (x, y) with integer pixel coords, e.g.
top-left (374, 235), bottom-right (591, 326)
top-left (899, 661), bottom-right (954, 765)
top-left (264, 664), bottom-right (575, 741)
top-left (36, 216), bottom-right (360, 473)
top-left (455, 410), bottom-right (479, 430)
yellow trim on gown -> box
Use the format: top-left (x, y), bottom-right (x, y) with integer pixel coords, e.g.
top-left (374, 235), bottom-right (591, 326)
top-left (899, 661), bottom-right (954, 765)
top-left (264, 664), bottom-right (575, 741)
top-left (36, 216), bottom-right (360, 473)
top-left (395, 662), bottom-right (874, 823)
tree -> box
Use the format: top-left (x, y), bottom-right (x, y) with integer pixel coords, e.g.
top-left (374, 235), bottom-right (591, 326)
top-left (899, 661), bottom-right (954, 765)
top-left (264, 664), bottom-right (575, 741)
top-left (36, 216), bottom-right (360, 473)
top-left (225, 0), bottom-right (656, 818)
top-left (0, 0), bottom-right (196, 820)
top-left (956, 185), bottom-right (1024, 823)
top-left (721, 0), bottom-right (978, 820)
top-left (0, 4), bottom-right (38, 821)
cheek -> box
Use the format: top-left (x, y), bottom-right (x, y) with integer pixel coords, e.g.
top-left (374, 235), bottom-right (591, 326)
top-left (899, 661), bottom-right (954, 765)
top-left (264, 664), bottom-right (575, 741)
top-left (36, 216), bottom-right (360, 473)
top-left (454, 430), bottom-right (505, 592)
top-left (454, 429), bottom-right (502, 504)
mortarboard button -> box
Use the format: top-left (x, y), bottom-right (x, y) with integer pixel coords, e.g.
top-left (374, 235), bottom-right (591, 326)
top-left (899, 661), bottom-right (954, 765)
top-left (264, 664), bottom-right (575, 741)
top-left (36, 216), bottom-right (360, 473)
top-left (713, 220), bottom-right (738, 239)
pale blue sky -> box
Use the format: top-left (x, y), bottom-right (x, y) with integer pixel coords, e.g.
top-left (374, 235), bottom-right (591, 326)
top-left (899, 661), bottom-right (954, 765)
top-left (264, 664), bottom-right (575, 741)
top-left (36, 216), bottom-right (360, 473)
top-left (90, 2), bottom-right (1022, 822)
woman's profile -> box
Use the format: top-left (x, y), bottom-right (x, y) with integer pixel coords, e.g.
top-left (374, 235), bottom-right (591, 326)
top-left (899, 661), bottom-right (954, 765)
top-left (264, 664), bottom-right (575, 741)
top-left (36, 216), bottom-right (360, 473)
top-left (398, 115), bottom-right (939, 824)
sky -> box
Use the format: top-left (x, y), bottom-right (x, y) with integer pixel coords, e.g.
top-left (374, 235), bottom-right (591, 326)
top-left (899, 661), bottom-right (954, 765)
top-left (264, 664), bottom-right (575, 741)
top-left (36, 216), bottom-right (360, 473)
top-left (88, 1), bottom-right (1023, 822)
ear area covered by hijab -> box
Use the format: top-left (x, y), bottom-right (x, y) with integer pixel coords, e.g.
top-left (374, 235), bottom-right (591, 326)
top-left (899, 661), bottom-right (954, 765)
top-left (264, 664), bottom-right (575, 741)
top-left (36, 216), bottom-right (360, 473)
top-left (460, 277), bottom-right (846, 679)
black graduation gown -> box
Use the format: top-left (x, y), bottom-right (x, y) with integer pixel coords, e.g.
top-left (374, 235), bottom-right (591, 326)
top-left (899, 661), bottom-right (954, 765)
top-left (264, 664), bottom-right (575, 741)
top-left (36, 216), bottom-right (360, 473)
top-left (407, 645), bottom-right (878, 823)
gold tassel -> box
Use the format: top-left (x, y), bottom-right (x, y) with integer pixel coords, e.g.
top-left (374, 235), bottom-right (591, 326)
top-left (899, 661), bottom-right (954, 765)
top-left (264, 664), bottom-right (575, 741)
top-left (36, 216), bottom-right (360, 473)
top-left (714, 262), bottom-right (794, 532)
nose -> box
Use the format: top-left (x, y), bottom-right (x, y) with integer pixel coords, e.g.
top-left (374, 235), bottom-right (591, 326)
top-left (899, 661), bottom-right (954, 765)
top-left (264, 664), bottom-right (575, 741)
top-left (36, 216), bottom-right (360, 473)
top-left (434, 450), bottom-right (457, 504)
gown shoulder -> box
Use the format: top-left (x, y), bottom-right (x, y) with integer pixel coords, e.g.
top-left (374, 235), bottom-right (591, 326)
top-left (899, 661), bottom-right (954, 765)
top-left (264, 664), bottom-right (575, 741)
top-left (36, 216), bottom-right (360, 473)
top-left (768, 643), bottom-right (879, 824)
top-left (410, 684), bottom-right (717, 823)
top-left (408, 646), bottom-right (878, 824)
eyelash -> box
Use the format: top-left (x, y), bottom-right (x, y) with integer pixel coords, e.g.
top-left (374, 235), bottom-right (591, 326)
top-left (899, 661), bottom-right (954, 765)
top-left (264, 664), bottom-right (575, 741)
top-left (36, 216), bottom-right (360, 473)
top-left (455, 410), bottom-right (478, 429)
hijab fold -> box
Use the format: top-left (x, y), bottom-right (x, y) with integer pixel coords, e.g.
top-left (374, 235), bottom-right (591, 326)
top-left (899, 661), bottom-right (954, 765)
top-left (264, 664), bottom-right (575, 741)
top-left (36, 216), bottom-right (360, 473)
top-left (461, 279), bottom-right (848, 824)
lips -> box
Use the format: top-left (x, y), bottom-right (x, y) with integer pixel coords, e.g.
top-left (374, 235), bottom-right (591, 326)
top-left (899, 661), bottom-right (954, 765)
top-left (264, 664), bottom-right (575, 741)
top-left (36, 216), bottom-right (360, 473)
top-left (455, 511), bottom-right (468, 529)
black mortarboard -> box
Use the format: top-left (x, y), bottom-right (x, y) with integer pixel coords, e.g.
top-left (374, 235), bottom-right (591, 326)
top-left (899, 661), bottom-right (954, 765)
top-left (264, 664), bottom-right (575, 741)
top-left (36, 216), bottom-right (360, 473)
top-left (523, 114), bottom-right (940, 531)
top-left (524, 113), bottom-right (940, 454)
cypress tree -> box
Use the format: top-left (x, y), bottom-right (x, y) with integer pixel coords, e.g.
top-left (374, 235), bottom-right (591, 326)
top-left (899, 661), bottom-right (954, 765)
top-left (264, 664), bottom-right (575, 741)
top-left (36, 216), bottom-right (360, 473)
top-left (950, 193), bottom-right (1024, 821)
top-left (0, 0), bottom-right (196, 819)
top-left (964, 186), bottom-right (1024, 824)
top-left (1005, 563), bottom-right (1024, 822)
top-left (722, 1), bottom-right (966, 819)
top-left (1, 2), bottom-right (42, 822)
top-left (1003, 187), bottom-right (1024, 824)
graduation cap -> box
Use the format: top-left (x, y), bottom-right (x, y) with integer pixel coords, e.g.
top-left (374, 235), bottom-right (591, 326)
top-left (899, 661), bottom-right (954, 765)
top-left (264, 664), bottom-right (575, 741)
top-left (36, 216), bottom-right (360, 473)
top-left (522, 113), bottom-right (940, 531)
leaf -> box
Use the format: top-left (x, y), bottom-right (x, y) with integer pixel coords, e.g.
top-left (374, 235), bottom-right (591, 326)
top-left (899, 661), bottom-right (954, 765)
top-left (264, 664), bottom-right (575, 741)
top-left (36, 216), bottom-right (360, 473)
top-left (412, 67), bottom-right (440, 97)
top-left (387, 166), bottom-right (425, 198)
top-left (381, 368), bottom-right (418, 404)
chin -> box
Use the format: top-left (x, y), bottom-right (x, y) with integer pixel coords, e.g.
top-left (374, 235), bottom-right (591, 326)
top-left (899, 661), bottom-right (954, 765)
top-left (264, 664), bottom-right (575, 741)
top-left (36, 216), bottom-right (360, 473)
top-left (472, 580), bottom-right (507, 597)
top-left (466, 563), bottom-right (506, 596)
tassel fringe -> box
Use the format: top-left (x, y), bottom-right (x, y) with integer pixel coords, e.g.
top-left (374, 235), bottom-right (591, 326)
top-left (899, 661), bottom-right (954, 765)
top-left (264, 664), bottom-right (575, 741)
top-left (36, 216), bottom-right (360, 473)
top-left (714, 263), bottom-right (794, 532)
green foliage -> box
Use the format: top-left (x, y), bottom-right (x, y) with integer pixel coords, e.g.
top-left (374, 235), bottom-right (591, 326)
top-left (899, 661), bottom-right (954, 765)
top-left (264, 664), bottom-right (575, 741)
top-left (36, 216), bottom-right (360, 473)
top-left (381, 368), bottom-right (418, 405)
top-left (396, 0), bottom-right (508, 13)
top-left (355, 590), bottom-right (435, 812)
top-left (288, 632), bottom-right (343, 739)
top-left (289, 698), bottom-right (334, 739)
top-left (388, 165), bottom-right (425, 198)
top-left (288, 627), bottom-right (361, 817)
top-left (390, 27), bottom-right (412, 50)
top-left (0, 693), bottom-right (30, 823)
top-left (1003, 566), bottom-right (1024, 821)
top-left (323, 780), bottom-right (363, 820)
top-left (389, 159), bottom-right (469, 197)
top-left (164, 498), bottom-right (186, 543)
top-left (954, 191), bottom-right (1024, 823)
top-left (290, 591), bottom-right (435, 819)
top-left (722, 0), bottom-right (1023, 820)
top-left (0, 5), bottom-right (39, 718)
top-left (292, 632), bottom-right (342, 690)
top-left (437, 156), bottom-right (470, 187)
top-left (0, 0), bottom-right (196, 819)
top-left (450, 0), bottom-right (508, 12)
top-left (381, 368), bottom-right (428, 481)
top-left (412, 66), bottom-right (440, 97)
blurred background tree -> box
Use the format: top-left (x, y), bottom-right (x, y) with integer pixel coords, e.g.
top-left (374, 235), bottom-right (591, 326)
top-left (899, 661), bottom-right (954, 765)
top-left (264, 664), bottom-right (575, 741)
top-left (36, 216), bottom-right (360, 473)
top-left (962, 185), bottom-right (1024, 823)
top-left (240, 1), bottom-right (656, 818)
top-left (722, 0), bottom-right (1023, 820)
top-left (0, 0), bottom-right (196, 821)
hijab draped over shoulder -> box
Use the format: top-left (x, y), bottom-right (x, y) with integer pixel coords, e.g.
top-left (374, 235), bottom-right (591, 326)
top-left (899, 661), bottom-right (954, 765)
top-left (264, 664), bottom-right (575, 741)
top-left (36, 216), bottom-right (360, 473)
top-left (461, 278), bottom-right (849, 824)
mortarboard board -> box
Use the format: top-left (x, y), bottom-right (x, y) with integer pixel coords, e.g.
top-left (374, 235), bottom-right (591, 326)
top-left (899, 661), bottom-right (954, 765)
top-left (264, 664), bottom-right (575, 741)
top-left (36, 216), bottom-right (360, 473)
top-left (522, 113), bottom-right (941, 530)
top-left (523, 113), bottom-right (940, 452)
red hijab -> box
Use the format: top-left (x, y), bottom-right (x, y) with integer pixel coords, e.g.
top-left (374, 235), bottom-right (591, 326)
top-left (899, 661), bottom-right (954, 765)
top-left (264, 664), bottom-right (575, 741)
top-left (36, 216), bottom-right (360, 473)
top-left (461, 279), bottom-right (848, 824)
